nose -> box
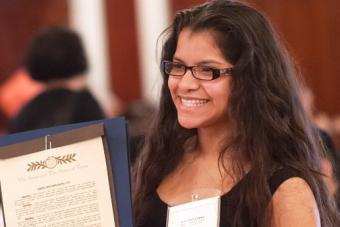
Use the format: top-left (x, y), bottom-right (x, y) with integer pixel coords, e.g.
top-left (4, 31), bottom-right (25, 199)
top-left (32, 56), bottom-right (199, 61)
top-left (177, 69), bottom-right (200, 91)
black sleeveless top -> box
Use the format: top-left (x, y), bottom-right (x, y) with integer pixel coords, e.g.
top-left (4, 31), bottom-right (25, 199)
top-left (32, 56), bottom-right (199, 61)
top-left (137, 167), bottom-right (303, 227)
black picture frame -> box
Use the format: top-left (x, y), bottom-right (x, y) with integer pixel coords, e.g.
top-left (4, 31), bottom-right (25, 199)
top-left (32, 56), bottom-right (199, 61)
top-left (0, 117), bottom-right (133, 227)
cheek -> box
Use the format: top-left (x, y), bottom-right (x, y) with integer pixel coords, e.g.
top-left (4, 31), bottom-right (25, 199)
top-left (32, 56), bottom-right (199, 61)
top-left (206, 80), bottom-right (231, 103)
top-left (168, 77), bottom-right (177, 98)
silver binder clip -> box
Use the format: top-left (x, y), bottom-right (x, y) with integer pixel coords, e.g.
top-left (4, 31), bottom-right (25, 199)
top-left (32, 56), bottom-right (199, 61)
top-left (45, 134), bottom-right (52, 150)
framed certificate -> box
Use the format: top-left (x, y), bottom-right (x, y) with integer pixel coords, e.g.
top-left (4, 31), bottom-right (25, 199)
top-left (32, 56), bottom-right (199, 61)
top-left (0, 117), bottom-right (133, 227)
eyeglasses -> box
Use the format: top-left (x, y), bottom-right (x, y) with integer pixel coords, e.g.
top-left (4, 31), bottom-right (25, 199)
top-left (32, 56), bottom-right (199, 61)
top-left (162, 60), bottom-right (233, 81)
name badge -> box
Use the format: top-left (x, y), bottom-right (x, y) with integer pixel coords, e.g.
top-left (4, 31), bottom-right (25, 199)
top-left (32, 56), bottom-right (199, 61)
top-left (167, 196), bottom-right (220, 227)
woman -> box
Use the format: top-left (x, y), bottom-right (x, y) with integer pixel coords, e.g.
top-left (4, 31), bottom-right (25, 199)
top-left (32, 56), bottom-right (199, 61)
top-left (133, 0), bottom-right (339, 226)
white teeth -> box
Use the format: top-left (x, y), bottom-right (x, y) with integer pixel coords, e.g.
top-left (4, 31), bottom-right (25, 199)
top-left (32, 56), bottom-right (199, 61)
top-left (180, 98), bottom-right (208, 107)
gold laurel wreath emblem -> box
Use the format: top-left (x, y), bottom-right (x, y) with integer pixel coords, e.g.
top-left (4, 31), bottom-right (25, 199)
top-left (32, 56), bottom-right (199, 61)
top-left (27, 153), bottom-right (76, 172)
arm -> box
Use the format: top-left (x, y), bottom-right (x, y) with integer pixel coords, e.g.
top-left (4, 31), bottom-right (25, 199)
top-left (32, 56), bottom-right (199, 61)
top-left (271, 177), bottom-right (321, 227)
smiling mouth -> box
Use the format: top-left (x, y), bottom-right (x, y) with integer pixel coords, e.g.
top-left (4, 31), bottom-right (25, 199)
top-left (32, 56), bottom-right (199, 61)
top-left (180, 97), bottom-right (209, 107)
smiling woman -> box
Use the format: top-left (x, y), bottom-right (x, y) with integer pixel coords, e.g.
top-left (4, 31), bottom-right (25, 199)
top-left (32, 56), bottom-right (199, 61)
top-left (132, 1), bottom-right (340, 227)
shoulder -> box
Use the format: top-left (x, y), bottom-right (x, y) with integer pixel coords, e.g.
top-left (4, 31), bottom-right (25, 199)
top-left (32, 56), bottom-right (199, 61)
top-left (74, 89), bottom-right (104, 119)
top-left (271, 177), bottom-right (321, 227)
top-left (75, 89), bottom-right (100, 106)
top-left (11, 89), bottom-right (69, 120)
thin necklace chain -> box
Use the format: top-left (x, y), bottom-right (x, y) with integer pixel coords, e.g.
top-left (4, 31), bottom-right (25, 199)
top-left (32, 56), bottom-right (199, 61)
top-left (191, 163), bottom-right (228, 201)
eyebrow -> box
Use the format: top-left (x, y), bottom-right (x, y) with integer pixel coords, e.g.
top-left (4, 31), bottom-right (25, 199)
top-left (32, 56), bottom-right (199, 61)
top-left (172, 56), bottom-right (225, 66)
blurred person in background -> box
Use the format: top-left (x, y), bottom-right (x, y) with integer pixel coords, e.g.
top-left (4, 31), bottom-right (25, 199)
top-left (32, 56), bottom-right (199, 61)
top-left (8, 26), bottom-right (104, 133)
top-left (301, 86), bottom-right (340, 148)
top-left (301, 85), bottom-right (340, 207)
top-left (0, 69), bottom-right (43, 129)
top-left (320, 129), bottom-right (340, 208)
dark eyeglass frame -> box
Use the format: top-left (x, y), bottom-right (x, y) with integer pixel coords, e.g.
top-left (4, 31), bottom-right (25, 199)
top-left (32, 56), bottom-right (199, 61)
top-left (162, 60), bottom-right (233, 81)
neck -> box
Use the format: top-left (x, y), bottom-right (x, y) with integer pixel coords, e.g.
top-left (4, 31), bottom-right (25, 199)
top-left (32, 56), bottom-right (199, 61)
top-left (196, 123), bottom-right (231, 159)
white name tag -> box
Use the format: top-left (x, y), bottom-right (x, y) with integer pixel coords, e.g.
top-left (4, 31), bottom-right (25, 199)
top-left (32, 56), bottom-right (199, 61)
top-left (167, 196), bottom-right (220, 227)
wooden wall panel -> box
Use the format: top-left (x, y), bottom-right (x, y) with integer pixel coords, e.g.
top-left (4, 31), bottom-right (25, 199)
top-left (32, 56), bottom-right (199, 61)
top-left (105, 0), bottom-right (141, 104)
top-left (0, 0), bottom-right (69, 82)
top-left (172, 0), bottom-right (206, 13)
top-left (247, 0), bottom-right (340, 115)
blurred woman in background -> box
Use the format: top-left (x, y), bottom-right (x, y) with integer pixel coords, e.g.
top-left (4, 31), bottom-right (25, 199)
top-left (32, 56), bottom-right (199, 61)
top-left (9, 26), bottom-right (104, 133)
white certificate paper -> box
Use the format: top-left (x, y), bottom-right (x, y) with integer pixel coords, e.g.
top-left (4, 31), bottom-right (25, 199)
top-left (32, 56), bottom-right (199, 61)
top-left (167, 196), bottom-right (220, 227)
top-left (0, 137), bottom-right (115, 227)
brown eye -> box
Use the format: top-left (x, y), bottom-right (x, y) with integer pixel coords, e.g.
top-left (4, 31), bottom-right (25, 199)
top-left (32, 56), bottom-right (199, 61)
top-left (200, 66), bottom-right (214, 73)
top-left (172, 62), bottom-right (184, 69)
top-left (169, 63), bottom-right (185, 75)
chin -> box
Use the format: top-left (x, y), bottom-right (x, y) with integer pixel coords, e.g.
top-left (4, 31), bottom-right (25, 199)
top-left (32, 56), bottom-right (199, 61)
top-left (177, 117), bottom-right (201, 129)
top-left (178, 122), bottom-right (196, 129)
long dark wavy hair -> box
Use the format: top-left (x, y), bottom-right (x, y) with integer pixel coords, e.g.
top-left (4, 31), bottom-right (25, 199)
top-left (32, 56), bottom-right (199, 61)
top-left (133, 0), bottom-right (339, 226)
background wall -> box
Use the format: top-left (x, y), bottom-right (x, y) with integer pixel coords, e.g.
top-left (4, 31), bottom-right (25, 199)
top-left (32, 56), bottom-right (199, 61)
top-left (105, 0), bottom-right (141, 104)
top-left (0, 0), bottom-right (69, 82)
